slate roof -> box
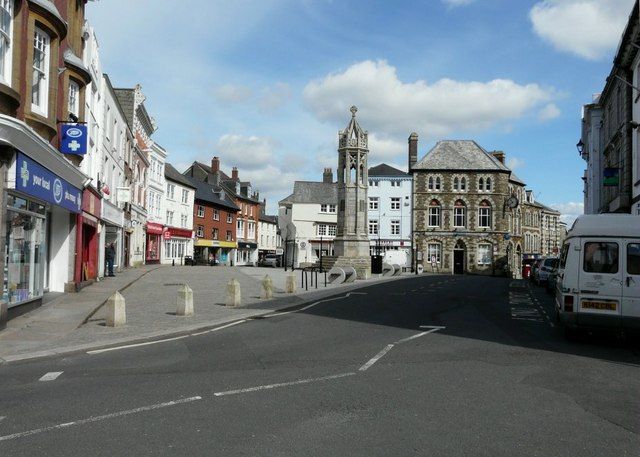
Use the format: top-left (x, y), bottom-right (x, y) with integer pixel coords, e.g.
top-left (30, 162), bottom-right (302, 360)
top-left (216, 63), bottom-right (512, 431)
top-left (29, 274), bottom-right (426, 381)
top-left (165, 163), bottom-right (196, 189)
top-left (509, 172), bottom-right (526, 186)
top-left (192, 161), bottom-right (260, 203)
top-left (183, 175), bottom-right (239, 211)
top-left (113, 89), bottom-right (135, 129)
top-left (368, 163), bottom-right (409, 177)
top-left (413, 140), bottom-right (510, 172)
top-left (536, 201), bottom-right (561, 215)
top-left (279, 181), bottom-right (337, 205)
top-left (259, 214), bottom-right (278, 224)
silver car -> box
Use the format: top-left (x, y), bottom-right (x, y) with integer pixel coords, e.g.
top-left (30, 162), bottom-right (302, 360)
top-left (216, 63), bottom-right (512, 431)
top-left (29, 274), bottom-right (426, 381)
top-left (262, 254), bottom-right (278, 267)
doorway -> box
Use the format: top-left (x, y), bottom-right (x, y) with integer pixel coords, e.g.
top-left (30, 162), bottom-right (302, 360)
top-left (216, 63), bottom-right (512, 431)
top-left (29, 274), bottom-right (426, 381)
top-left (453, 240), bottom-right (466, 275)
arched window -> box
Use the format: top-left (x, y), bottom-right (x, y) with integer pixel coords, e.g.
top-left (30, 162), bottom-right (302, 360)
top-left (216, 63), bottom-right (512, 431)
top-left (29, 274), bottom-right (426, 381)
top-left (486, 177), bottom-right (492, 191)
top-left (478, 200), bottom-right (492, 228)
top-left (460, 177), bottom-right (466, 191)
top-left (428, 199), bottom-right (441, 227)
top-left (435, 176), bottom-right (441, 191)
top-left (478, 177), bottom-right (484, 191)
top-left (428, 176), bottom-right (434, 190)
top-left (453, 199), bottom-right (466, 228)
top-left (453, 177), bottom-right (459, 191)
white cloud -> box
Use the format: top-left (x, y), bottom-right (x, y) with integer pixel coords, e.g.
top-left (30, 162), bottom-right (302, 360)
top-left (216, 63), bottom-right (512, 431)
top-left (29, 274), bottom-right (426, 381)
top-left (213, 84), bottom-right (253, 104)
top-left (368, 134), bottom-right (406, 164)
top-left (303, 60), bottom-right (555, 139)
top-left (259, 82), bottom-right (292, 112)
top-left (549, 201), bottom-right (584, 226)
top-left (442, 0), bottom-right (475, 7)
top-left (538, 103), bottom-right (561, 121)
top-left (506, 157), bottom-right (525, 170)
top-left (529, 0), bottom-right (635, 60)
top-left (215, 134), bottom-right (275, 170)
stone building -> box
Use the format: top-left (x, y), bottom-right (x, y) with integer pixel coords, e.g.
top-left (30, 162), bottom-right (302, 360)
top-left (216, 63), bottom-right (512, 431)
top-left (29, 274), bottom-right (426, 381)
top-left (411, 139), bottom-right (526, 276)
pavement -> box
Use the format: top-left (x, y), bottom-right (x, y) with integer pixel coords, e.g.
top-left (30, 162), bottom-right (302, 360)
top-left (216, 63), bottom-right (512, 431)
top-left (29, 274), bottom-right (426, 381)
top-left (0, 265), bottom-right (411, 363)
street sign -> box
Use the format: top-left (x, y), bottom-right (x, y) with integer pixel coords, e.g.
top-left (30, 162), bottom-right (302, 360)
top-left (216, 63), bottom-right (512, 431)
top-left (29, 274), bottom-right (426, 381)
top-left (60, 124), bottom-right (88, 155)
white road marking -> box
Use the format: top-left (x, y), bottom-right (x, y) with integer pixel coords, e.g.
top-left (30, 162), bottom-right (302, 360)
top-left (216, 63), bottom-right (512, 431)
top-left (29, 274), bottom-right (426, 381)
top-left (267, 292), bottom-right (367, 318)
top-left (0, 396), bottom-right (202, 442)
top-left (359, 344), bottom-right (394, 371)
top-left (190, 319), bottom-right (247, 336)
top-left (214, 373), bottom-right (355, 397)
top-left (38, 372), bottom-right (63, 382)
top-left (87, 335), bottom-right (190, 355)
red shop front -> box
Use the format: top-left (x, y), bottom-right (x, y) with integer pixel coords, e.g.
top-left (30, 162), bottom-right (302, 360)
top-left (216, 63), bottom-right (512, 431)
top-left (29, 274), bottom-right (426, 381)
top-left (146, 222), bottom-right (163, 264)
top-left (74, 188), bottom-right (102, 288)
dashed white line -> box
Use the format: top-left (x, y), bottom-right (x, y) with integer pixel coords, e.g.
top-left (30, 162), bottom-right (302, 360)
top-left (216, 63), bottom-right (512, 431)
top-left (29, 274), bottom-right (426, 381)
top-left (214, 373), bottom-right (355, 397)
top-left (359, 344), bottom-right (394, 371)
top-left (0, 396), bottom-right (202, 442)
top-left (38, 371), bottom-right (63, 382)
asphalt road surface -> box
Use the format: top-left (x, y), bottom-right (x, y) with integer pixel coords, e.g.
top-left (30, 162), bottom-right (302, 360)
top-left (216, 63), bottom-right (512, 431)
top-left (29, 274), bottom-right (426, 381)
top-left (1, 275), bottom-right (638, 456)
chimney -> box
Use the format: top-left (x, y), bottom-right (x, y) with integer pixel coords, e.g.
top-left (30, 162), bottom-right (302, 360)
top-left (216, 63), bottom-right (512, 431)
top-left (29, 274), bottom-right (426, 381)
top-left (492, 151), bottom-right (505, 164)
top-left (211, 156), bottom-right (220, 172)
top-left (323, 167), bottom-right (333, 183)
top-left (232, 167), bottom-right (239, 180)
top-left (408, 132), bottom-right (418, 170)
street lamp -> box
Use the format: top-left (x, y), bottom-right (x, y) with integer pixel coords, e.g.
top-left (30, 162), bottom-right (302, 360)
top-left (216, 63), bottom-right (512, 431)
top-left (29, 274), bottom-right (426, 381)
top-left (576, 139), bottom-right (585, 156)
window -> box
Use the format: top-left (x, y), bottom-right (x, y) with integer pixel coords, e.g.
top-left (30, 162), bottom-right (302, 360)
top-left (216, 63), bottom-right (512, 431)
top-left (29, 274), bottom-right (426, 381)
top-left (196, 225), bottom-right (204, 237)
top-left (68, 80), bottom-right (79, 118)
top-left (227, 213), bottom-right (233, 223)
top-left (478, 201), bottom-right (492, 228)
top-left (248, 221), bottom-right (255, 238)
top-left (460, 177), bottom-right (466, 191)
top-left (368, 197), bottom-right (379, 210)
top-left (166, 183), bottom-right (175, 200)
top-left (486, 177), bottom-right (492, 191)
top-left (453, 177), bottom-right (459, 191)
top-left (226, 230), bottom-right (232, 241)
top-left (320, 204), bottom-right (328, 213)
top-left (427, 243), bottom-right (441, 263)
top-left (390, 197), bottom-right (401, 210)
top-left (317, 224), bottom-right (327, 236)
top-left (435, 177), bottom-right (441, 191)
top-left (213, 209), bottom-right (219, 221)
top-left (237, 218), bottom-right (244, 234)
top-left (180, 214), bottom-right (188, 228)
top-left (197, 205), bottom-right (205, 218)
top-left (212, 228), bottom-right (219, 240)
top-left (368, 180), bottom-right (378, 187)
top-left (0, 0), bottom-right (12, 84)
top-left (628, 244), bottom-right (640, 275)
top-left (329, 204), bottom-right (336, 213)
top-left (428, 200), bottom-right (441, 227)
top-left (31, 28), bottom-right (50, 115)
top-left (453, 200), bottom-right (466, 228)
top-left (328, 225), bottom-right (336, 236)
top-left (478, 177), bottom-right (484, 191)
top-left (428, 177), bottom-right (434, 191)
top-left (584, 242), bottom-right (619, 274)
top-left (181, 189), bottom-right (189, 203)
top-left (391, 181), bottom-right (401, 187)
top-left (369, 219), bottom-right (379, 235)
top-left (477, 243), bottom-right (492, 265)
top-left (166, 210), bottom-right (174, 226)
top-left (391, 220), bottom-right (400, 235)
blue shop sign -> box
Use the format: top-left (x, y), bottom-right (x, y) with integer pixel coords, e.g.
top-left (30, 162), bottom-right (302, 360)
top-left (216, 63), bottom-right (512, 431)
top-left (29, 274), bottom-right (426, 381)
top-left (16, 153), bottom-right (82, 213)
top-left (60, 124), bottom-right (87, 155)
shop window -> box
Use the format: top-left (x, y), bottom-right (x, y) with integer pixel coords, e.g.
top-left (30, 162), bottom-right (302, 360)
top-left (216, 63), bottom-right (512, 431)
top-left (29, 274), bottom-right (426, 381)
top-left (477, 243), bottom-right (492, 265)
top-left (427, 243), bottom-right (441, 264)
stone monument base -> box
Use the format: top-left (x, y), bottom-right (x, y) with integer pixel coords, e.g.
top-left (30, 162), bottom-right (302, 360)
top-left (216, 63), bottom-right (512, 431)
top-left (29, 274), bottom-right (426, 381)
top-left (321, 255), bottom-right (371, 280)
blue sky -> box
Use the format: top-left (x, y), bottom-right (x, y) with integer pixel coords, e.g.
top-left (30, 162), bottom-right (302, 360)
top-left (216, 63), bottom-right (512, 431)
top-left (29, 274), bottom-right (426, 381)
top-left (86, 0), bottom-right (635, 219)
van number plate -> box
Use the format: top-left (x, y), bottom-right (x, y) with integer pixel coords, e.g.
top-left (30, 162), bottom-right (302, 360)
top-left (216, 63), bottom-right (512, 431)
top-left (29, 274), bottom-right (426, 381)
top-left (581, 300), bottom-right (617, 311)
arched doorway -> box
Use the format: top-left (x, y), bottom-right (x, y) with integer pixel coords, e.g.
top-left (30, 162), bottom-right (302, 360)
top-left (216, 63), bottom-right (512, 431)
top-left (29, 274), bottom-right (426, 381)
top-left (453, 239), bottom-right (466, 275)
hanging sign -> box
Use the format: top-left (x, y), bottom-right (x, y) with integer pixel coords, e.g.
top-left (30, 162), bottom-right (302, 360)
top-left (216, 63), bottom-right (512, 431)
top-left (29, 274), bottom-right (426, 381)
top-left (60, 124), bottom-right (88, 155)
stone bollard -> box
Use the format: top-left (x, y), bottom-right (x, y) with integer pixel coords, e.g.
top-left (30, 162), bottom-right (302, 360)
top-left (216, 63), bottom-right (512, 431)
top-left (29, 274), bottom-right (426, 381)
top-left (285, 274), bottom-right (296, 294)
top-left (105, 291), bottom-right (126, 327)
top-left (226, 279), bottom-right (241, 307)
top-left (176, 284), bottom-right (194, 316)
top-left (261, 275), bottom-right (274, 300)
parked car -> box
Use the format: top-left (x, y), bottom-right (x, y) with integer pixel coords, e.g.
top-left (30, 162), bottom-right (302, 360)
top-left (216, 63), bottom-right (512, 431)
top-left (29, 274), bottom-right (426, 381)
top-left (546, 265), bottom-right (559, 294)
top-left (535, 258), bottom-right (558, 285)
top-left (261, 254), bottom-right (278, 267)
top-left (555, 214), bottom-right (640, 338)
top-left (530, 259), bottom-right (543, 282)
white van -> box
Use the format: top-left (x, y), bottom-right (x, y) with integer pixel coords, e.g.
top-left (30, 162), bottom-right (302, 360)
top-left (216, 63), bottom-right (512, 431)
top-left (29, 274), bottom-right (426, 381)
top-left (555, 214), bottom-right (640, 336)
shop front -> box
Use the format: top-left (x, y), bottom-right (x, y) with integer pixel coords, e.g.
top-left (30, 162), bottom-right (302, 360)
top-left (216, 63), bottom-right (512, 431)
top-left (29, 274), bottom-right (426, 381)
top-left (146, 222), bottom-right (163, 264)
top-left (236, 241), bottom-right (257, 266)
top-left (4, 151), bottom-right (83, 310)
top-left (102, 199), bottom-right (124, 275)
top-left (219, 241), bottom-right (237, 266)
top-left (162, 227), bottom-right (193, 265)
top-left (74, 188), bottom-right (102, 286)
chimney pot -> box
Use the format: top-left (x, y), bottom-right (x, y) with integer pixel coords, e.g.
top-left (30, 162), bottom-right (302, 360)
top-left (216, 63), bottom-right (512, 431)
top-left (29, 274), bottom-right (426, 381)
top-left (492, 151), bottom-right (505, 164)
top-left (323, 167), bottom-right (333, 183)
top-left (232, 167), bottom-right (239, 180)
top-left (408, 132), bottom-right (418, 170)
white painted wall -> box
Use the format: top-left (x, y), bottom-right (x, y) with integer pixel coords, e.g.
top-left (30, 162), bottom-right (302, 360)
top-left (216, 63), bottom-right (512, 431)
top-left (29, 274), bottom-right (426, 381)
top-left (48, 208), bottom-right (72, 292)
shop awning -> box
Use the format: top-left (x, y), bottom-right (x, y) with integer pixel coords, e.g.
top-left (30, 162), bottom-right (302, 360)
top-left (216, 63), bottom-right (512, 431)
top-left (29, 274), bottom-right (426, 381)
top-left (146, 222), bottom-right (164, 235)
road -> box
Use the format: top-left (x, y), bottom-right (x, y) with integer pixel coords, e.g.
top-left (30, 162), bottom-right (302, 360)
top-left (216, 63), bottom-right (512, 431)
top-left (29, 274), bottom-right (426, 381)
top-left (0, 275), bottom-right (638, 456)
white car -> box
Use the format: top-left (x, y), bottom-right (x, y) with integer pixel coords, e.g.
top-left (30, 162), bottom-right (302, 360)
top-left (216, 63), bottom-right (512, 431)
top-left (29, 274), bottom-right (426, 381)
top-left (536, 258), bottom-right (558, 284)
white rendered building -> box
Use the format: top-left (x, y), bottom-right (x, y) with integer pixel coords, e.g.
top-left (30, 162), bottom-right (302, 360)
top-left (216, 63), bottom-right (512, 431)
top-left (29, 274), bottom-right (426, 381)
top-left (367, 163), bottom-right (412, 261)
top-left (258, 212), bottom-right (282, 262)
top-left (162, 164), bottom-right (195, 264)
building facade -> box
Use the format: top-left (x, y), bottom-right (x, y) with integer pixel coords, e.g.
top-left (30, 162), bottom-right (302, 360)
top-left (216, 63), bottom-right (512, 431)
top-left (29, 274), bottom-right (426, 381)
top-left (580, 97), bottom-right (603, 214)
top-left (162, 163), bottom-right (195, 264)
top-left (258, 211), bottom-right (281, 264)
top-left (278, 171), bottom-right (338, 268)
top-left (367, 163), bottom-right (412, 261)
top-left (145, 142), bottom-right (165, 264)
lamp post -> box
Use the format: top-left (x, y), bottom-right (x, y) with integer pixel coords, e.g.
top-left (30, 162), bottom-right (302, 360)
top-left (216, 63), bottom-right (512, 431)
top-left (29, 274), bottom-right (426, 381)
top-left (576, 139), bottom-right (585, 157)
